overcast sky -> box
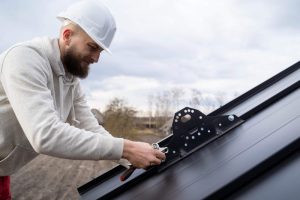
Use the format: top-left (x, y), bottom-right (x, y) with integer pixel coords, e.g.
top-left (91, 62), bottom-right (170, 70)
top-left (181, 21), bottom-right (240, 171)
top-left (1, 0), bottom-right (300, 114)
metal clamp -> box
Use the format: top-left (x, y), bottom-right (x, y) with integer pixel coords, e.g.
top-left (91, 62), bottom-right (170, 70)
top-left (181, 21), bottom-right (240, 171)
top-left (158, 107), bottom-right (244, 171)
top-left (152, 143), bottom-right (169, 154)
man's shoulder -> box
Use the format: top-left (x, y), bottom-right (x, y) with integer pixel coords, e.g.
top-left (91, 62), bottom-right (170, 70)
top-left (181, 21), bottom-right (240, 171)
top-left (5, 36), bottom-right (57, 55)
top-left (0, 37), bottom-right (55, 76)
top-left (2, 45), bottom-right (46, 69)
top-left (4, 37), bottom-right (52, 58)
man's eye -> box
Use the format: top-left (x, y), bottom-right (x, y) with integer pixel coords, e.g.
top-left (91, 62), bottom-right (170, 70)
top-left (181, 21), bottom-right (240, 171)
top-left (88, 45), bottom-right (98, 51)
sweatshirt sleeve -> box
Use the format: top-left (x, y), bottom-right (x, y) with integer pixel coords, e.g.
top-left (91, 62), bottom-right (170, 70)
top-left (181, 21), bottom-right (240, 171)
top-left (0, 46), bottom-right (123, 160)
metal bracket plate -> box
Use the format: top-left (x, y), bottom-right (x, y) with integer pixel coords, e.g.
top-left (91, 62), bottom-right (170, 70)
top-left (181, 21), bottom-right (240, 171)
top-left (159, 107), bottom-right (244, 171)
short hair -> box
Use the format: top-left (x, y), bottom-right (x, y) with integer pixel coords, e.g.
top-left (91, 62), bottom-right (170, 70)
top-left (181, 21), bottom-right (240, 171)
top-left (62, 19), bottom-right (74, 27)
top-left (59, 19), bottom-right (82, 35)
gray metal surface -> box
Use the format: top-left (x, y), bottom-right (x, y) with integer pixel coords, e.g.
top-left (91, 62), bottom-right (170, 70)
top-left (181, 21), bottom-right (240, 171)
top-left (229, 149), bottom-right (300, 200)
top-left (113, 89), bottom-right (300, 200)
top-left (223, 67), bottom-right (300, 116)
top-left (78, 62), bottom-right (300, 200)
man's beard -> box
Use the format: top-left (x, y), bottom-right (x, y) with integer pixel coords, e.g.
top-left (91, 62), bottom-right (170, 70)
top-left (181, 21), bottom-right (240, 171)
top-left (62, 47), bottom-right (90, 79)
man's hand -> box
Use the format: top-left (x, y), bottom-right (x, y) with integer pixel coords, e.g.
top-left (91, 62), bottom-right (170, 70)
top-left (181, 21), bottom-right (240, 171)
top-left (122, 139), bottom-right (166, 169)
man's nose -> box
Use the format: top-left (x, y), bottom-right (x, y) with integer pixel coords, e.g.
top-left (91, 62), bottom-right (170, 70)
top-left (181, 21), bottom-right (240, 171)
top-left (91, 51), bottom-right (100, 63)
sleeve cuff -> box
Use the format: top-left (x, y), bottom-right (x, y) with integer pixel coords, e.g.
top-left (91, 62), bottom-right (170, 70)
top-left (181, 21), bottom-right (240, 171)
top-left (98, 137), bottom-right (124, 160)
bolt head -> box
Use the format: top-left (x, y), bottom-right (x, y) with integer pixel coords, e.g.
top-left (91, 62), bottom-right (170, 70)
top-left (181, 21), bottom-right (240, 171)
top-left (228, 115), bottom-right (235, 121)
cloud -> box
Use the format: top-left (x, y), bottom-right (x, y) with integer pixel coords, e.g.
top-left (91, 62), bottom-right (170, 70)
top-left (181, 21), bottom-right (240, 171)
top-left (83, 75), bottom-right (160, 111)
top-left (1, 0), bottom-right (300, 114)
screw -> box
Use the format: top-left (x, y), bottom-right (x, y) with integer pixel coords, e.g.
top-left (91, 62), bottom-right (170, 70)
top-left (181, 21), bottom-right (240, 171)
top-left (184, 143), bottom-right (188, 147)
top-left (186, 136), bottom-right (189, 140)
top-left (219, 123), bottom-right (222, 127)
top-left (228, 115), bottom-right (234, 121)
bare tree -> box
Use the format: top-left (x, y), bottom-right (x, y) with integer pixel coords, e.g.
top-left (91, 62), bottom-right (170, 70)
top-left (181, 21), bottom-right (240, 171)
top-left (153, 90), bottom-right (172, 128)
top-left (170, 87), bottom-right (185, 111)
top-left (147, 94), bottom-right (154, 128)
top-left (189, 89), bottom-right (203, 109)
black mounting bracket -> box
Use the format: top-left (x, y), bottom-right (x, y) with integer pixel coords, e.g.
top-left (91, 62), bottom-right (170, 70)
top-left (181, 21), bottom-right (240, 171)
top-left (158, 107), bottom-right (244, 171)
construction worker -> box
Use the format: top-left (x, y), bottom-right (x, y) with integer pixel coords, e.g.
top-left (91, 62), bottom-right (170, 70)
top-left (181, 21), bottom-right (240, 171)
top-left (0, 0), bottom-right (165, 199)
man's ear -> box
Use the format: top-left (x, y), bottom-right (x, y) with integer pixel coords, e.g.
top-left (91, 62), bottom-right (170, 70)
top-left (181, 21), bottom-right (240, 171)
top-left (62, 29), bottom-right (72, 45)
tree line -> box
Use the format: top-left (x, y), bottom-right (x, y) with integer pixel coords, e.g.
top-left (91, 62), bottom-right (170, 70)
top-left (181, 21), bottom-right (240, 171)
top-left (98, 88), bottom-right (238, 139)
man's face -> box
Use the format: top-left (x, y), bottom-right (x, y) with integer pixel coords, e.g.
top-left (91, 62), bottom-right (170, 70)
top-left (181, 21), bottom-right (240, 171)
top-left (62, 30), bottom-right (103, 79)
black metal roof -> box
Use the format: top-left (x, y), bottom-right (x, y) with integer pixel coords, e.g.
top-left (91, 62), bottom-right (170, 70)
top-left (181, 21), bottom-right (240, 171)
top-left (78, 62), bottom-right (300, 200)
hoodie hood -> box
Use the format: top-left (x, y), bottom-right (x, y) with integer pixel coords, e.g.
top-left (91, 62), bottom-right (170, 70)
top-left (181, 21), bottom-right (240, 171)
top-left (39, 37), bottom-right (79, 123)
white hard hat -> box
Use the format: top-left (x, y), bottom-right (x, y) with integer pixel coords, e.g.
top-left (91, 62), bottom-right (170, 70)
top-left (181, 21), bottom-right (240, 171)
top-left (57, 0), bottom-right (116, 54)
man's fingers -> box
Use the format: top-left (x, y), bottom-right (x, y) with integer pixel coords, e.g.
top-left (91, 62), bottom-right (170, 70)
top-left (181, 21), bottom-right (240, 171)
top-left (122, 140), bottom-right (168, 169)
top-left (154, 149), bottom-right (166, 160)
top-left (149, 157), bottom-right (163, 166)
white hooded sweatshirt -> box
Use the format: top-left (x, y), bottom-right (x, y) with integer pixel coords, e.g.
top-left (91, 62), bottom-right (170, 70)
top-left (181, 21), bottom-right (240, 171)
top-left (0, 37), bottom-right (124, 176)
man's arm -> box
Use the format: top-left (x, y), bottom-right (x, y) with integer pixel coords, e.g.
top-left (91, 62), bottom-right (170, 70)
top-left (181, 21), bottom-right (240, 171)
top-left (72, 83), bottom-right (166, 168)
top-left (1, 46), bottom-right (123, 160)
top-left (1, 46), bottom-right (165, 168)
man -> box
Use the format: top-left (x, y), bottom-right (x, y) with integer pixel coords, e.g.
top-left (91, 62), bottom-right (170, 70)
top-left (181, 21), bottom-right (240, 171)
top-left (0, 1), bottom-right (165, 199)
